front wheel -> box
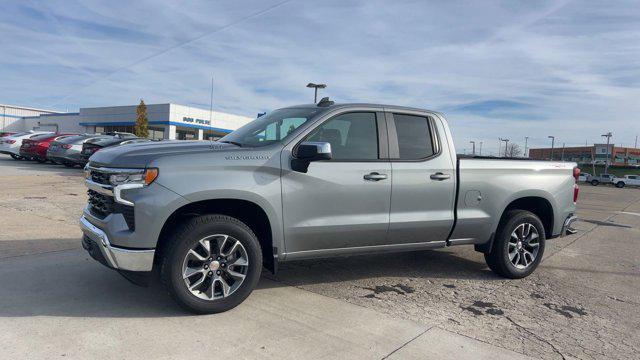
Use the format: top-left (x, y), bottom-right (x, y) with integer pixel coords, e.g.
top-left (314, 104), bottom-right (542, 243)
top-left (485, 210), bottom-right (546, 279)
top-left (10, 154), bottom-right (22, 160)
top-left (161, 214), bottom-right (262, 314)
top-left (36, 158), bottom-right (47, 163)
top-left (591, 180), bottom-right (599, 186)
top-left (615, 182), bottom-right (625, 188)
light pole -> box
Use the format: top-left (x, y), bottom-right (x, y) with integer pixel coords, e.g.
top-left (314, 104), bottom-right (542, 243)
top-left (524, 136), bottom-right (529, 158)
top-left (499, 138), bottom-right (509, 157)
top-left (479, 141), bottom-right (483, 156)
top-left (470, 141), bottom-right (476, 155)
top-left (548, 136), bottom-right (555, 160)
top-left (601, 132), bottom-right (612, 174)
top-left (306, 83), bottom-right (326, 103)
top-left (561, 142), bottom-right (565, 161)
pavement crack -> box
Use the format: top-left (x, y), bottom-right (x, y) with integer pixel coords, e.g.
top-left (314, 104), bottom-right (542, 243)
top-left (504, 316), bottom-right (567, 360)
top-left (380, 326), bottom-right (432, 360)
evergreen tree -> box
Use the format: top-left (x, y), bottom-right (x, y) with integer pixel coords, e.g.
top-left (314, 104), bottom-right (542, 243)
top-left (134, 99), bottom-right (149, 138)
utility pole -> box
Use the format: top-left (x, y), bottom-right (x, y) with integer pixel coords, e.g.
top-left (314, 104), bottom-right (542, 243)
top-left (548, 135), bottom-right (555, 160)
top-left (470, 141), bottom-right (476, 155)
top-left (208, 76), bottom-right (214, 143)
top-left (524, 136), bottom-right (529, 158)
top-left (561, 142), bottom-right (565, 161)
top-left (602, 132), bottom-right (612, 174)
top-left (499, 138), bottom-right (510, 157)
top-left (306, 83), bottom-right (327, 103)
top-left (479, 141), bottom-right (483, 156)
top-left (635, 135), bottom-right (638, 149)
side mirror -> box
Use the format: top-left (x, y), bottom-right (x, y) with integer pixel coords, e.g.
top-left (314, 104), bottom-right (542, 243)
top-left (291, 141), bottom-right (332, 173)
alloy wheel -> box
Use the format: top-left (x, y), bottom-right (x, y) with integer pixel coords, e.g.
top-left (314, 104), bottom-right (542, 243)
top-left (508, 223), bottom-right (540, 270)
top-left (181, 234), bottom-right (249, 301)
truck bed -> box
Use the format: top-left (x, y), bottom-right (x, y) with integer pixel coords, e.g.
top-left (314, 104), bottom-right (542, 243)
top-left (448, 157), bottom-right (577, 246)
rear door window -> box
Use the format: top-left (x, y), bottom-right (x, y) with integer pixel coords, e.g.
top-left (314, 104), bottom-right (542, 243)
top-left (391, 114), bottom-right (435, 159)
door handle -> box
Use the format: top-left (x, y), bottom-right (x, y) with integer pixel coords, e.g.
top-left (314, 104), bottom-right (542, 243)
top-left (430, 172), bottom-right (450, 181)
top-left (364, 172), bottom-right (388, 181)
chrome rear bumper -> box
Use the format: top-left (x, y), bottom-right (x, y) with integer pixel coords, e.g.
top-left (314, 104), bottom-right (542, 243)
top-left (80, 215), bottom-right (154, 271)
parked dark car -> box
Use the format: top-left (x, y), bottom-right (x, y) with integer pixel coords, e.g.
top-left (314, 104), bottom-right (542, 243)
top-left (47, 134), bottom-right (111, 167)
top-left (79, 133), bottom-right (150, 165)
top-left (19, 133), bottom-right (77, 162)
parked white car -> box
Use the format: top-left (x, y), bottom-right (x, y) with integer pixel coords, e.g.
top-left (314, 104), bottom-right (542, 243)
top-left (0, 131), bottom-right (52, 159)
top-left (613, 175), bottom-right (640, 188)
top-left (578, 172), bottom-right (591, 182)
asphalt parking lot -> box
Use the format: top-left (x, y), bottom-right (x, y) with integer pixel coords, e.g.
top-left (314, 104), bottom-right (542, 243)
top-left (0, 154), bottom-right (638, 359)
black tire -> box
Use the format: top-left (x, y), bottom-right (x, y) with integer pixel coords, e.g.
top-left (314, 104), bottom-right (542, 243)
top-left (591, 180), bottom-right (599, 186)
top-left (63, 162), bottom-right (76, 168)
top-left (161, 214), bottom-right (262, 314)
top-left (484, 210), bottom-right (546, 279)
top-left (615, 182), bottom-right (625, 188)
top-left (10, 154), bottom-right (22, 160)
top-left (36, 158), bottom-right (47, 163)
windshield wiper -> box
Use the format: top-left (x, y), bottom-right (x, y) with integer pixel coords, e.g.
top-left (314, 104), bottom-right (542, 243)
top-left (219, 140), bottom-right (243, 147)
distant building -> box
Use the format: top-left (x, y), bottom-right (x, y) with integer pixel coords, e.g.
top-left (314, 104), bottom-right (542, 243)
top-left (529, 144), bottom-right (640, 166)
top-left (0, 104), bottom-right (60, 134)
top-left (2, 103), bottom-right (253, 140)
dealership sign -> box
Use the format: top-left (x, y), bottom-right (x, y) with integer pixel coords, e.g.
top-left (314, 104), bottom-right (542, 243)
top-left (182, 117), bottom-right (211, 126)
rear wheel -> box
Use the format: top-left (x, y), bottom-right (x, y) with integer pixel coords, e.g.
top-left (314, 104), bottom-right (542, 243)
top-left (591, 180), bottom-right (599, 186)
top-left (615, 181), bottom-right (625, 188)
top-left (9, 154), bottom-right (22, 160)
top-left (36, 158), bottom-right (47, 163)
top-left (485, 210), bottom-right (546, 279)
top-left (161, 214), bottom-right (262, 314)
top-left (63, 162), bottom-right (76, 168)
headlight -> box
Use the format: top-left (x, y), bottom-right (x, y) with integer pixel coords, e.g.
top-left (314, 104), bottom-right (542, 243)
top-left (108, 168), bottom-right (159, 186)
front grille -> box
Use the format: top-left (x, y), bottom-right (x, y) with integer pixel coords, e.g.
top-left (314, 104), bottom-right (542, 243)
top-left (87, 189), bottom-right (136, 231)
top-left (90, 170), bottom-right (110, 185)
top-left (88, 189), bottom-right (114, 218)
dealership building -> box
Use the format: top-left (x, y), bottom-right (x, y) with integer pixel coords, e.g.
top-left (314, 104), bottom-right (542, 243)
top-left (1, 103), bottom-right (253, 140)
top-left (529, 144), bottom-right (640, 166)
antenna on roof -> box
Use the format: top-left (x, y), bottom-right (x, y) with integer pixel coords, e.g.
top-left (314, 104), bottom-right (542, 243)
top-left (317, 97), bottom-right (334, 107)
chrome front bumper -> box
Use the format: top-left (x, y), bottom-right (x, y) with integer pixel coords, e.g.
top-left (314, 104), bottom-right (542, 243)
top-left (80, 215), bottom-right (154, 271)
top-left (560, 214), bottom-right (578, 237)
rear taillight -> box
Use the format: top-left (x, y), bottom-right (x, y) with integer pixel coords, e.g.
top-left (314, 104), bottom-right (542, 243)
top-left (63, 144), bottom-right (72, 149)
top-left (573, 167), bottom-right (580, 183)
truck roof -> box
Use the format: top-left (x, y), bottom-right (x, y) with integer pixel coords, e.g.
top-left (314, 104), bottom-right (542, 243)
top-left (285, 102), bottom-right (442, 116)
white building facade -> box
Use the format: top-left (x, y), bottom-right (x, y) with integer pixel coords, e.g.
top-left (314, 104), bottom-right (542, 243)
top-left (1, 104), bottom-right (60, 133)
top-left (14, 103), bottom-right (253, 140)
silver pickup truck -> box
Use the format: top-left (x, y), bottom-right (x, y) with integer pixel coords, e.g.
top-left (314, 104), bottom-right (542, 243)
top-left (80, 100), bottom-right (579, 313)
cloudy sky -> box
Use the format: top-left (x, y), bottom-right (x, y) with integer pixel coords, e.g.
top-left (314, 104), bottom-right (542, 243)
top-left (1, 0), bottom-right (638, 154)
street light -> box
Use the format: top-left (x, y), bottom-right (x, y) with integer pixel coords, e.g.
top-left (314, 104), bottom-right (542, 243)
top-left (524, 136), bottom-right (529, 158)
top-left (548, 136), bottom-right (555, 160)
top-left (306, 83), bottom-right (327, 103)
top-left (499, 138), bottom-right (509, 157)
top-left (601, 132), bottom-right (612, 174)
top-left (470, 141), bottom-right (476, 155)
top-left (479, 141), bottom-right (483, 156)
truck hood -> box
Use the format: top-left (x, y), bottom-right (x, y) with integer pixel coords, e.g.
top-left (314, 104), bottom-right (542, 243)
top-left (88, 140), bottom-right (239, 168)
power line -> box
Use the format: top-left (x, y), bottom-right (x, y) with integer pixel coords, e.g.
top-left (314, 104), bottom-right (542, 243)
top-left (50, 0), bottom-right (296, 107)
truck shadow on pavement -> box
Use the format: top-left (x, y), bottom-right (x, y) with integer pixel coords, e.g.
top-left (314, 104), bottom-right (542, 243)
top-left (0, 244), bottom-right (499, 318)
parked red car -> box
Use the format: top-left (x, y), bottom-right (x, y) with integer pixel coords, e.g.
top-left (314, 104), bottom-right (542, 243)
top-left (20, 133), bottom-right (77, 163)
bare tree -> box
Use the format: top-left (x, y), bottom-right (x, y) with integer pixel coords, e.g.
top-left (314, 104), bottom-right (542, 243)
top-left (505, 143), bottom-right (523, 157)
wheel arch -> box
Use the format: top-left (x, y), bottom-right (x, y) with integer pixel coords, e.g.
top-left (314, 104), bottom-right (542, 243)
top-left (499, 196), bottom-right (554, 238)
top-left (155, 198), bottom-right (277, 273)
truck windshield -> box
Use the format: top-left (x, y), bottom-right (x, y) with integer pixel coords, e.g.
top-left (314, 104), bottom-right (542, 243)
top-left (220, 108), bottom-right (323, 147)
